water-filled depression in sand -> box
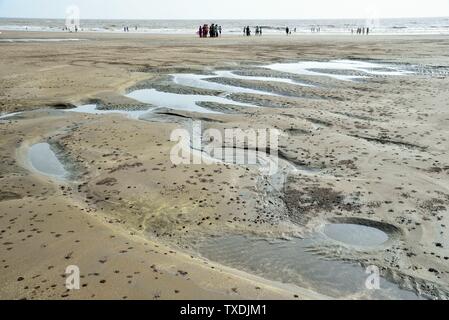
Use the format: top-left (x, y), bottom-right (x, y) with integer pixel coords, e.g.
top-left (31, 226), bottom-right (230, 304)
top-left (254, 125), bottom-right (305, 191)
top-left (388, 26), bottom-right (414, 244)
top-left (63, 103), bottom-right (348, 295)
top-left (265, 60), bottom-right (413, 81)
top-left (27, 143), bottom-right (69, 180)
top-left (198, 234), bottom-right (420, 300)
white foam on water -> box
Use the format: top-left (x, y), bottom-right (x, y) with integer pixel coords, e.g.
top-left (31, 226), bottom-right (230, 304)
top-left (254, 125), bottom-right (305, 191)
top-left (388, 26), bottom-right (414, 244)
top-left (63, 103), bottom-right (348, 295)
top-left (0, 38), bottom-right (85, 43)
top-left (67, 104), bottom-right (152, 119)
top-left (126, 88), bottom-right (257, 113)
top-left (265, 60), bottom-right (412, 81)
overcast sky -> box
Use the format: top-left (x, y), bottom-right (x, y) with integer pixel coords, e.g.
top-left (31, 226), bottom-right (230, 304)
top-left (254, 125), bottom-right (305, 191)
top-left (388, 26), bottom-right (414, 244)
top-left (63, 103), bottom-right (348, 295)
top-left (1, 0), bottom-right (448, 19)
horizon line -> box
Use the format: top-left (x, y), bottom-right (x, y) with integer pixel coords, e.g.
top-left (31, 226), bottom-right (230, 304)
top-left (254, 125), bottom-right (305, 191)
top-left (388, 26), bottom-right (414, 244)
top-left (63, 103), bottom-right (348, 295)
top-left (1, 15), bottom-right (448, 21)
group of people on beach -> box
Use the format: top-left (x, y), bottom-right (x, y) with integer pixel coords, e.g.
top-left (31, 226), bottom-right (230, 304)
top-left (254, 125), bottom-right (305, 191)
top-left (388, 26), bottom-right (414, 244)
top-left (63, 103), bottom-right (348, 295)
top-left (243, 26), bottom-right (263, 36)
top-left (352, 27), bottom-right (370, 35)
top-left (123, 26), bottom-right (138, 32)
top-left (63, 25), bottom-right (78, 32)
top-left (198, 24), bottom-right (222, 37)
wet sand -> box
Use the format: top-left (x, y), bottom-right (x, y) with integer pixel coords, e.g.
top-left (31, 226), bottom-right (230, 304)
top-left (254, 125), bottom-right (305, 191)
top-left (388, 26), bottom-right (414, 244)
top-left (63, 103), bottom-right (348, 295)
top-left (1, 30), bottom-right (449, 300)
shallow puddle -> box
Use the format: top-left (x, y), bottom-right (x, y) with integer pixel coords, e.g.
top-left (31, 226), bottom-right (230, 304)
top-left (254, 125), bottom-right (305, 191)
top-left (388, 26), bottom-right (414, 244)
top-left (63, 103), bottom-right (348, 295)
top-left (67, 104), bottom-right (152, 119)
top-left (0, 111), bottom-right (23, 120)
top-left (324, 223), bottom-right (389, 247)
top-left (266, 60), bottom-right (412, 81)
top-left (28, 143), bottom-right (69, 180)
top-left (198, 235), bottom-right (420, 300)
top-left (214, 70), bottom-right (314, 87)
top-left (172, 73), bottom-right (277, 95)
top-left (126, 88), bottom-right (257, 113)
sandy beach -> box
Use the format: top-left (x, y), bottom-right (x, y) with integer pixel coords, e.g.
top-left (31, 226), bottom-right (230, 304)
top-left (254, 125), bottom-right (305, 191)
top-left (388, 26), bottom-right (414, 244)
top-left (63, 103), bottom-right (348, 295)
top-left (1, 30), bottom-right (449, 300)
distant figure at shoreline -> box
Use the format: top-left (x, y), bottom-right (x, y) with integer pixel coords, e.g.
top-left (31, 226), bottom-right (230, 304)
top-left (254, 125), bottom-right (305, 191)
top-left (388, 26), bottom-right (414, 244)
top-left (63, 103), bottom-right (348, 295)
top-left (286, 27), bottom-right (290, 35)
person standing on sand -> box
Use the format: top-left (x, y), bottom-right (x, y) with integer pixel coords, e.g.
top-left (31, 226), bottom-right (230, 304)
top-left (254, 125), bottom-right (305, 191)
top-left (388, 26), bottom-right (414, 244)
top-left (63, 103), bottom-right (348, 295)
top-left (219, 26), bottom-right (222, 36)
top-left (367, 27), bottom-right (370, 35)
top-left (260, 26), bottom-right (262, 36)
top-left (199, 26), bottom-right (203, 38)
top-left (286, 27), bottom-right (290, 35)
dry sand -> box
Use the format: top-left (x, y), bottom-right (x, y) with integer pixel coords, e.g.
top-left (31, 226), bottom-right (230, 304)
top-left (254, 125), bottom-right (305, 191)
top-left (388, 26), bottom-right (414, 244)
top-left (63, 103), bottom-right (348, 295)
top-left (1, 30), bottom-right (449, 299)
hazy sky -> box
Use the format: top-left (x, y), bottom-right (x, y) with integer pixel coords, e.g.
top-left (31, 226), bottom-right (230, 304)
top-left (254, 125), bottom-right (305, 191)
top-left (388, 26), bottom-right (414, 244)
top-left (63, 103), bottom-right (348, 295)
top-left (1, 0), bottom-right (448, 19)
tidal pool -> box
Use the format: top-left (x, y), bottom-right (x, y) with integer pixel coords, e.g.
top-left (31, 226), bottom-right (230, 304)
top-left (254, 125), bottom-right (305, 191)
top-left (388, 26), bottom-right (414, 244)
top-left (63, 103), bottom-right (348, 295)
top-left (172, 73), bottom-right (277, 95)
top-left (324, 223), bottom-right (389, 247)
top-left (198, 235), bottom-right (420, 300)
top-left (0, 111), bottom-right (23, 120)
top-left (214, 70), bottom-right (314, 87)
top-left (28, 143), bottom-right (69, 180)
top-left (126, 88), bottom-right (257, 113)
top-left (67, 104), bottom-right (152, 119)
top-left (265, 60), bottom-right (412, 81)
